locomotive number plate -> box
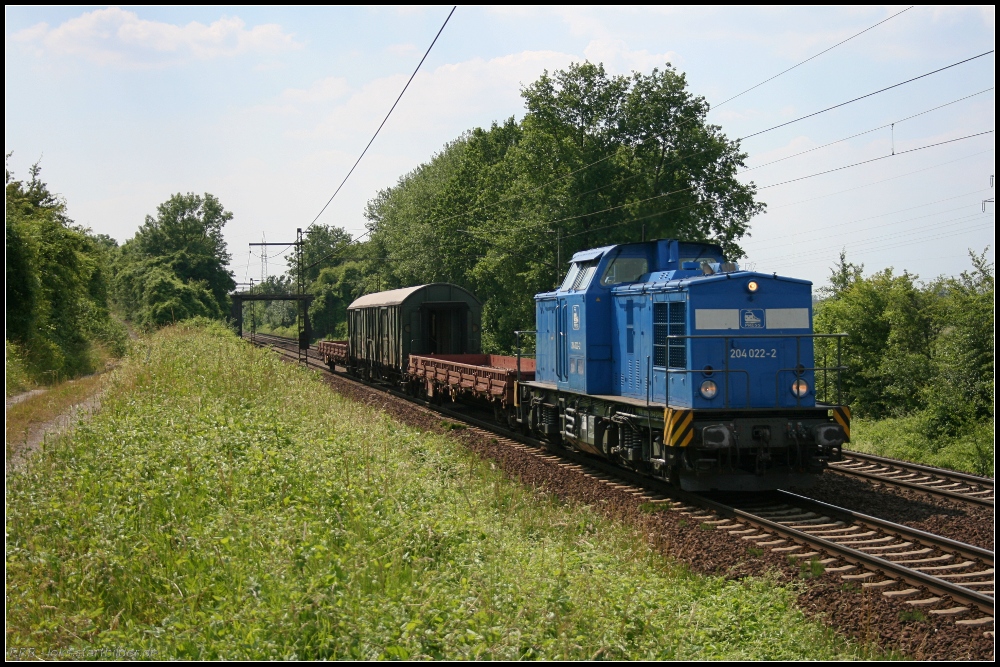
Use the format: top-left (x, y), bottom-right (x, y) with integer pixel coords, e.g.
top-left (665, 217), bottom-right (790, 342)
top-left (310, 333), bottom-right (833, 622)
top-left (730, 348), bottom-right (777, 359)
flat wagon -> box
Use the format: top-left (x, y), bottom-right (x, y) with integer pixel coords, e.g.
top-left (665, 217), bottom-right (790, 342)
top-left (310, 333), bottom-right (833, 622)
top-left (408, 353), bottom-right (536, 406)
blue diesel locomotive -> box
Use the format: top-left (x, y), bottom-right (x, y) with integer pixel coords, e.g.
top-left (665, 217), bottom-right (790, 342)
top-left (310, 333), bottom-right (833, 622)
top-left (517, 238), bottom-right (850, 491)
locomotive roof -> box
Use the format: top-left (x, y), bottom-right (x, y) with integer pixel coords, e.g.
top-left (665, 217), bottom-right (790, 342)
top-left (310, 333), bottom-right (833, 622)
top-left (347, 283), bottom-right (481, 309)
top-left (569, 244), bottom-right (617, 263)
top-left (609, 270), bottom-right (812, 295)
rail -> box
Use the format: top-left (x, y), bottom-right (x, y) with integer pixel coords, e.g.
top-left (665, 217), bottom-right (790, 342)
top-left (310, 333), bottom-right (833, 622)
top-left (830, 450), bottom-right (994, 506)
top-left (706, 491), bottom-right (994, 616)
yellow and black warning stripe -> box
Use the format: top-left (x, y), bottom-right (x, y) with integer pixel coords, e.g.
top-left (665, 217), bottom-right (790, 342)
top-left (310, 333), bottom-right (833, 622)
top-left (664, 408), bottom-right (694, 447)
top-left (832, 405), bottom-right (852, 441)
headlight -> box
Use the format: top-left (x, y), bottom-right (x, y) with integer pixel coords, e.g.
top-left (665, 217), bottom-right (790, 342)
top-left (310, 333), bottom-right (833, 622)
top-left (747, 280), bottom-right (759, 293)
top-left (700, 380), bottom-right (718, 399)
top-left (791, 379), bottom-right (809, 397)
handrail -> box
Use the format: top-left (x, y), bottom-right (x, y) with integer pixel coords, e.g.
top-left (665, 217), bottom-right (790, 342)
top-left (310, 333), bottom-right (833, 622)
top-left (513, 330), bottom-right (537, 385)
top-left (665, 333), bottom-right (849, 340)
top-left (514, 330), bottom-right (538, 419)
top-left (662, 332), bottom-right (849, 407)
top-left (665, 367), bottom-right (751, 408)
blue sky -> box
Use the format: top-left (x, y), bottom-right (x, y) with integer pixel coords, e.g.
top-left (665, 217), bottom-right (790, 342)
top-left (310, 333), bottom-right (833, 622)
top-left (5, 5), bottom-right (995, 287)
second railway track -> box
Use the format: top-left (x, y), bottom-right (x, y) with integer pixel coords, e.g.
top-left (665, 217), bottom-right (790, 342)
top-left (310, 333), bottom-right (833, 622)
top-left (829, 450), bottom-right (994, 507)
top-left (249, 333), bottom-right (994, 633)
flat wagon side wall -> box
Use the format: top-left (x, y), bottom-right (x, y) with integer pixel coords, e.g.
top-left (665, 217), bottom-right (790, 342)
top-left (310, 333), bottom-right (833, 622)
top-left (409, 354), bottom-right (536, 405)
top-left (317, 340), bottom-right (349, 367)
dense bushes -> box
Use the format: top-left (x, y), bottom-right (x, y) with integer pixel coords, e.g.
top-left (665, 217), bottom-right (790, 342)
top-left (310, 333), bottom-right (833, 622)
top-left (5, 160), bottom-right (237, 392)
top-left (815, 251), bottom-right (994, 474)
top-left (5, 160), bottom-right (128, 391)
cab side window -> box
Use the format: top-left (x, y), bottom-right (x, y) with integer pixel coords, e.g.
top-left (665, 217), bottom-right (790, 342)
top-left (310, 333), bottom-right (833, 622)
top-left (572, 260), bottom-right (599, 290)
top-left (560, 263), bottom-right (581, 290)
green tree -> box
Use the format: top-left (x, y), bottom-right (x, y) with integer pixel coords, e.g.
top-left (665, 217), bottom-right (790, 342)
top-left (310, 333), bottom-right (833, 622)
top-left (294, 224), bottom-right (355, 285)
top-left (308, 261), bottom-right (369, 339)
top-left (922, 249), bottom-right (994, 434)
top-left (363, 61), bottom-right (763, 351)
top-left (115, 192), bottom-right (235, 327)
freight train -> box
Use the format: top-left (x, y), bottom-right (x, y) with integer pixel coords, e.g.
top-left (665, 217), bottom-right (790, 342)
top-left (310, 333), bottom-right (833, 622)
top-left (318, 238), bottom-right (851, 492)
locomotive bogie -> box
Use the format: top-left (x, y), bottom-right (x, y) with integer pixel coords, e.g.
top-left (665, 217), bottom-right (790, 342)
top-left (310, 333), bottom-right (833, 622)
top-left (517, 380), bottom-right (847, 491)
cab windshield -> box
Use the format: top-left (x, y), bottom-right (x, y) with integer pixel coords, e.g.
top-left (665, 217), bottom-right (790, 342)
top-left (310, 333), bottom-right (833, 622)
top-left (560, 263), bottom-right (580, 290)
top-left (600, 253), bottom-right (648, 286)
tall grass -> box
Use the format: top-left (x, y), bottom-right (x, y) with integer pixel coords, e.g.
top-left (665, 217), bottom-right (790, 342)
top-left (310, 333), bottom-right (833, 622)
top-left (850, 416), bottom-right (994, 477)
top-left (6, 321), bottom-right (878, 659)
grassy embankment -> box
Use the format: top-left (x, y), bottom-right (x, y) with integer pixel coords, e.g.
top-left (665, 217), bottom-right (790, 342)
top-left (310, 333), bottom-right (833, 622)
top-left (849, 418), bottom-right (994, 477)
top-left (6, 321), bottom-right (881, 660)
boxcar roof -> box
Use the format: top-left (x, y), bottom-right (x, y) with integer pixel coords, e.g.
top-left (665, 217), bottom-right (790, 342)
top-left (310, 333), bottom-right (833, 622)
top-left (347, 283), bottom-right (481, 310)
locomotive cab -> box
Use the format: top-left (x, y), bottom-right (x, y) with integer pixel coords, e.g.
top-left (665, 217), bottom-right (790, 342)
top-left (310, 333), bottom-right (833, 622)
top-left (524, 239), bottom-right (849, 492)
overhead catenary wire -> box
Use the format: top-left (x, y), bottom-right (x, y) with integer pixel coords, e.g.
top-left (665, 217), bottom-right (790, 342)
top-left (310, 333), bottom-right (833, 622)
top-left (502, 128), bottom-right (995, 240)
top-left (421, 53), bottom-right (997, 242)
top-left (740, 49), bottom-right (994, 141)
top-left (296, 211), bottom-right (995, 273)
top-left (745, 87), bottom-right (994, 171)
top-left (496, 86), bottom-right (993, 222)
top-left (755, 130), bottom-right (993, 191)
top-left (552, 135), bottom-right (994, 243)
top-left (295, 34), bottom-right (993, 276)
top-left (711, 6), bottom-right (915, 109)
top-left (516, 86), bottom-right (993, 241)
top-left (328, 141), bottom-right (995, 268)
top-left (545, 87), bottom-right (995, 221)
top-left (352, 140), bottom-right (995, 266)
top-left (768, 148), bottom-right (994, 209)
top-left (345, 9), bottom-right (918, 240)
top-left (307, 5), bottom-right (456, 228)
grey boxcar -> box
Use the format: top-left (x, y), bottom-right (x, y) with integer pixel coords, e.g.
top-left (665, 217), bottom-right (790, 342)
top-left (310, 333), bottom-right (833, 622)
top-left (347, 283), bottom-right (482, 379)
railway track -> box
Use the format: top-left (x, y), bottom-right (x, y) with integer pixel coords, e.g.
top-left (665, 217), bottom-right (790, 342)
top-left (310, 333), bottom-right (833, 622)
top-left (248, 333), bottom-right (994, 633)
top-left (257, 332), bottom-right (995, 508)
top-left (829, 451), bottom-right (994, 507)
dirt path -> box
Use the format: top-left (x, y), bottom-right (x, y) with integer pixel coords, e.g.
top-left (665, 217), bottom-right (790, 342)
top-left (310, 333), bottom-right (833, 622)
top-left (5, 388), bottom-right (48, 409)
top-left (5, 378), bottom-right (107, 476)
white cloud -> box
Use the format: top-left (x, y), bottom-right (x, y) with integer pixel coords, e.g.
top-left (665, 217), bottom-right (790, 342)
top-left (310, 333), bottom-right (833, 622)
top-left (11, 7), bottom-right (302, 68)
top-left (253, 76), bottom-right (352, 116)
top-left (928, 4), bottom-right (996, 25)
top-left (582, 39), bottom-right (681, 74)
top-left (280, 77), bottom-right (351, 105)
top-left (294, 49), bottom-right (577, 143)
